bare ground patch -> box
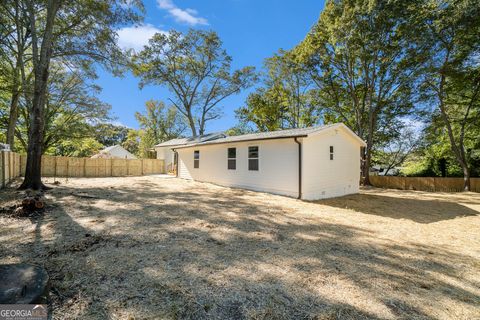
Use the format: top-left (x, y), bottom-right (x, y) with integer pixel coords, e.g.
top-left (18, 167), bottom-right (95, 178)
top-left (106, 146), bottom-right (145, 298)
top-left (1, 176), bottom-right (479, 319)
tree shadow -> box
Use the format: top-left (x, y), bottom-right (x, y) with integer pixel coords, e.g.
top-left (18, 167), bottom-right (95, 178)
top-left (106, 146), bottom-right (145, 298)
top-left (315, 193), bottom-right (480, 223)
top-left (1, 178), bottom-right (479, 319)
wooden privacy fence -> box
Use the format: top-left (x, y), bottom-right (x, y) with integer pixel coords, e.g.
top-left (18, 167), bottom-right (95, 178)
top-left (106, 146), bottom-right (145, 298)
top-left (0, 151), bottom-right (165, 188)
top-left (0, 151), bottom-right (22, 188)
top-left (31, 155), bottom-right (165, 177)
top-left (369, 175), bottom-right (480, 192)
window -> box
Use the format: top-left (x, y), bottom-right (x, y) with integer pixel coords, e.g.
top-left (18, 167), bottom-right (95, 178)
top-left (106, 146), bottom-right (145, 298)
top-left (330, 146), bottom-right (334, 160)
top-left (248, 146), bottom-right (259, 171)
top-left (194, 150), bottom-right (200, 168)
top-left (228, 148), bottom-right (236, 170)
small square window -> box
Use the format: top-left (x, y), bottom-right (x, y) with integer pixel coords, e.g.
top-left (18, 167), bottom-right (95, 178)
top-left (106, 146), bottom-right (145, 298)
top-left (330, 153), bottom-right (334, 160)
top-left (248, 146), bottom-right (259, 171)
top-left (248, 146), bottom-right (258, 158)
top-left (227, 148), bottom-right (236, 170)
top-left (248, 159), bottom-right (259, 171)
top-left (194, 150), bottom-right (200, 168)
top-left (228, 159), bottom-right (236, 170)
top-left (330, 146), bottom-right (334, 153)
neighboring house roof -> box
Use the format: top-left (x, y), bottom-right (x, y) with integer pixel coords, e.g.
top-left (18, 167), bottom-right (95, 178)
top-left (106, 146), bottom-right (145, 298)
top-left (173, 123), bottom-right (366, 149)
top-left (155, 132), bottom-right (226, 148)
top-left (91, 145), bottom-right (137, 159)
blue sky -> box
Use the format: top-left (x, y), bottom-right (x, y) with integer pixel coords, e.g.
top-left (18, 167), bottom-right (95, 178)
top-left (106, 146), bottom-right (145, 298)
top-left (97, 0), bottom-right (326, 133)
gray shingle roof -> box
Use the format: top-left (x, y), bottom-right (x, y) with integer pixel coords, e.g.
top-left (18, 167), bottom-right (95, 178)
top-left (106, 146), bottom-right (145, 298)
top-left (173, 124), bottom-right (346, 149)
top-left (155, 138), bottom-right (190, 147)
top-left (155, 132), bottom-right (226, 147)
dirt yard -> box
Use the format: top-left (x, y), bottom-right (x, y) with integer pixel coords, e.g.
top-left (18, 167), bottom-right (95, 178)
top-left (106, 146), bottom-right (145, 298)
top-left (1, 176), bottom-right (479, 320)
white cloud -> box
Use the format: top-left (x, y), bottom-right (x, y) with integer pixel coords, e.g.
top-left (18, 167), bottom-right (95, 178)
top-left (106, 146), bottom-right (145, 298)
top-left (157, 0), bottom-right (208, 26)
top-left (117, 24), bottom-right (166, 51)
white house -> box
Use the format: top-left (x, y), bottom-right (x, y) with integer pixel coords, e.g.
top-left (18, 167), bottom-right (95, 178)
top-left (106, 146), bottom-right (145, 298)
top-left (160, 123), bottom-right (366, 200)
top-left (91, 145), bottom-right (137, 159)
top-left (154, 133), bottom-right (225, 172)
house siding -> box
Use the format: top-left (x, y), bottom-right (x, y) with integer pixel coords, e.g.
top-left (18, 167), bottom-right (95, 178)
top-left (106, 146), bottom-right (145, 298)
top-left (302, 126), bottom-right (361, 200)
top-left (155, 146), bottom-right (175, 171)
top-left (177, 138), bottom-right (300, 197)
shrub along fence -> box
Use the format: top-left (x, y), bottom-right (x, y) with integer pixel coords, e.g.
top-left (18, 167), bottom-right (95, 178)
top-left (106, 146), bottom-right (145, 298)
top-left (369, 175), bottom-right (480, 192)
top-left (0, 151), bottom-right (165, 188)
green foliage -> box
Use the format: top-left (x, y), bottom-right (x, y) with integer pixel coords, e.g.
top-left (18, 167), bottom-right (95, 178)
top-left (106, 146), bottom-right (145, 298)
top-left (296, 0), bottom-right (423, 138)
top-left (46, 137), bottom-right (103, 157)
top-left (403, 113), bottom-right (480, 177)
top-left (236, 50), bottom-right (318, 132)
top-left (224, 123), bottom-right (254, 136)
top-left (415, 0), bottom-right (480, 184)
top-left (92, 123), bottom-right (130, 147)
top-left (135, 100), bottom-right (186, 143)
top-left (134, 100), bottom-right (186, 157)
top-left (122, 129), bottom-right (141, 156)
top-left (372, 126), bottom-right (419, 176)
top-left (9, 64), bottom-right (112, 154)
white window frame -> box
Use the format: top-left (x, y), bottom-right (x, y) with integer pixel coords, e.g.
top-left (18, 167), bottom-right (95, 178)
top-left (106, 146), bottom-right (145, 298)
top-left (248, 146), bottom-right (259, 171)
top-left (227, 147), bottom-right (236, 170)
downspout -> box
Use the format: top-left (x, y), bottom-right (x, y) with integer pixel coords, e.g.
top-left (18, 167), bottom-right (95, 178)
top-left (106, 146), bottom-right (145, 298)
top-left (294, 137), bottom-right (302, 199)
top-left (172, 148), bottom-right (178, 177)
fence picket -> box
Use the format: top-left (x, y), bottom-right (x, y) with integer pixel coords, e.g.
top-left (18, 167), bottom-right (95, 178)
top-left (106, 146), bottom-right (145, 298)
top-left (370, 175), bottom-right (479, 193)
top-left (0, 152), bottom-right (165, 189)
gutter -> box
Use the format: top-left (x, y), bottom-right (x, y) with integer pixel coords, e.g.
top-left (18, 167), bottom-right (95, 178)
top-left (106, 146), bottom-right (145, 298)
top-left (294, 137), bottom-right (302, 199)
top-left (172, 148), bottom-right (179, 177)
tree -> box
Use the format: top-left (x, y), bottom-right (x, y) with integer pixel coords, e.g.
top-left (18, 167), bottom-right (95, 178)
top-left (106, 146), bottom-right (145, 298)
top-left (296, 0), bottom-right (425, 185)
top-left (0, 62), bottom-right (112, 156)
top-left (10, 0), bottom-right (142, 189)
top-left (236, 88), bottom-right (286, 132)
top-left (417, 0), bottom-right (480, 190)
top-left (135, 100), bottom-right (186, 143)
top-left (36, 65), bottom-right (110, 153)
top-left (373, 126), bottom-right (419, 176)
top-left (133, 29), bottom-right (256, 136)
top-left (0, 0), bottom-right (31, 150)
top-left (92, 123), bottom-right (130, 147)
top-left (122, 129), bottom-right (140, 156)
top-left (236, 50), bottom-right (318, 132)
top-left (224, 123), bottom-right (254, 137)
top-left (52, 137), bottom-right (103, 157)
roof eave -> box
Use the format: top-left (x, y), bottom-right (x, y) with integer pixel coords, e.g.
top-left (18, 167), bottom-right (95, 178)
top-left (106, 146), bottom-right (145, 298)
top-left (172, 134), bottom-right (309, 150)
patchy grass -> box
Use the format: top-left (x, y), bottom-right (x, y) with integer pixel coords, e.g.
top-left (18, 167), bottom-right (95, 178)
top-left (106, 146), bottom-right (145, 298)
top-left (1, 176), bottom-right (479, 319)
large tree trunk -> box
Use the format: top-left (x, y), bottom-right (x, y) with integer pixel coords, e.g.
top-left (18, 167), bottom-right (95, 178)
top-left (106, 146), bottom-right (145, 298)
top-left (362, 109), bottom-right (375, 186)
top-left (187, 110), bottom-right (197, 137)
top-left (19, 0), bottom-right (60, 190)
top-left (363, 142), bottom-right (373, 186)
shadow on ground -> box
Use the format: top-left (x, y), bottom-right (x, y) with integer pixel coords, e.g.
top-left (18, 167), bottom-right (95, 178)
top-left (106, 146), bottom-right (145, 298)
top-left (316, 193), bottom-right (480, 223)
top-left (1, 178), bottom-right (479, 319)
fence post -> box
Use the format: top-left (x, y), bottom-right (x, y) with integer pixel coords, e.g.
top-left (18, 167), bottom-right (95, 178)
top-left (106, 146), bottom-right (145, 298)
top-left (141, 159), bottom-right (144, 176)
